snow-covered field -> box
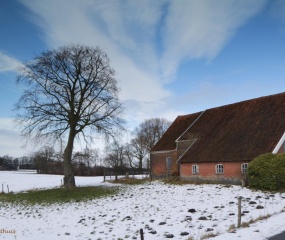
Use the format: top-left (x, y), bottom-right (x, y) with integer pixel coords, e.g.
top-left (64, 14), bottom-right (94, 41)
top-left (1, 171), bottom-right (285, 240)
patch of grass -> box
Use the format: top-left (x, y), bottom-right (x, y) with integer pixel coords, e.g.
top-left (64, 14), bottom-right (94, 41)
top-left (0, 186), bottom-right (119, 205)
top-left (109, 178), bottom-right (148, 185)
top-left (256, 214), bottom-right (273, 221)
top-left (240, 222), bottom-right (250, 228)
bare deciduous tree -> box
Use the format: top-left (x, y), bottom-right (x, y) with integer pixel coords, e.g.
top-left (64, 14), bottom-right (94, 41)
top-left (15, 44), bottom-right (125, 188)
top-left (32, 146), bottom-right (55, 174)
top-left (135, 118), bottom-right (171, 152)
top-left (129, 137), bottom-right (148, 173)
top-left (72, 147), bottom-right (98, 175)
top-left (131, 118), bottom-right (171, 172)
top-left (104, 141), bottom-right (127, 181)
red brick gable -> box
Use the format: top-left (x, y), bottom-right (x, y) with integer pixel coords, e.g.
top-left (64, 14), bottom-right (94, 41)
top-left (152, 92), bottom-right (285, 163)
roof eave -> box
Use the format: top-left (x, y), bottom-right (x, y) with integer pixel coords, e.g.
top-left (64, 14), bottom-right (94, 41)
top-left (150, 149), bottom-right (176, 154)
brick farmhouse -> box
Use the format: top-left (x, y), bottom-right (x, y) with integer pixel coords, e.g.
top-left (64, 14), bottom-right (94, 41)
top-left (150, 92), bottom-right (285, 184)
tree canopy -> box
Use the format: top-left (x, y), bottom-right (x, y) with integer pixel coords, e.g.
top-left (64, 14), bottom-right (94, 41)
top-left (130, 118), bottom-right (171, 171)
top-left (15, 44), bottom-right (125, 188)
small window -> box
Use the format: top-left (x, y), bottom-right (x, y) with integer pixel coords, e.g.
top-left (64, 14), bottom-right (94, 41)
top-left (166, 157), bottom-right (172, 170)
top-left (216, 164), bottom-right (224, 174)
top-left (192, 165), bottom-right (199, 174)
top-left (241, 163), bottom-right (248, 174)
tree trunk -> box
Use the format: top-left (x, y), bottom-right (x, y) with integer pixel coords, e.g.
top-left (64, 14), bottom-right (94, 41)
top-left (139, 158), bottom-right (143, 175)
top-left (115, 168), bottom-right (118, 181)
top-left (63, 128), bottom-right (76, 188)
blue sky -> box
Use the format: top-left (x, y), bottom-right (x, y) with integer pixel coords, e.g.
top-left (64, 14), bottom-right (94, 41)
top-left (1, 0), bottom-right (285, 157)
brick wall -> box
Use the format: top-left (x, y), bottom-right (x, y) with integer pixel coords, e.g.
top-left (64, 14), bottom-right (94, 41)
top-left (151, 140), bottom-right (198, 178)
top-left (150, 150), bottom-right (178, 178)
top-left (180, 161), bottom-right (250, 184)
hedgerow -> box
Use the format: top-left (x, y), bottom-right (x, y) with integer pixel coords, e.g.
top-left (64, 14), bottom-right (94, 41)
top-left (248, 153), bottom-right (285, 191)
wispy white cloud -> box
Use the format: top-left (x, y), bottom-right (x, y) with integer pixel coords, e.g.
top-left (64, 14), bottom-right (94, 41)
top-left (160, 0), bottom-right (267, 81)
top-left (19, 0), bottom-right (169, 104)
top-left (1, 0), bottom-right (278, 156)
top-left (0, 52), bottom-right (23, 72)
top-left (18, 0), bottom-right (267, 126)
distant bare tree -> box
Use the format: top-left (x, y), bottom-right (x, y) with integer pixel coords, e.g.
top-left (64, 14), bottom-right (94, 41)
top-left (91, 148), bottom-right (101, 167)
top-left (32, 146), bottom-right (55, 174)
top-left (15, 44), bottom-right (125, 188)
top-left (104, 141), bottom-right (127, 181)
top-left (124, 143), bottom-right (137, 170)
top-left (135, 118), bottom-right (171, 151)
top-left (129, 137), bottom-right (148, 173)
top-left (0, 155), bottom-right (18, 170)
top-left (18, 156), bottom-right (34, 169)
top-left (72, 147), bottom-right (99, 175)
top-left (131, 118), bottom-right (171, 171)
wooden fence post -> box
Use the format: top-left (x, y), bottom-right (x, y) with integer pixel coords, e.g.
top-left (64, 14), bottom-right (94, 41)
top-left (140, 228), bottom-right (144, 240)
top-left (237, 196), bottom-right (242, 228)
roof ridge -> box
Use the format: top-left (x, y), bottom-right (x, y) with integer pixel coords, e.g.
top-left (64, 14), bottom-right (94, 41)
top-left (204, 91), bottom-right (285, 112)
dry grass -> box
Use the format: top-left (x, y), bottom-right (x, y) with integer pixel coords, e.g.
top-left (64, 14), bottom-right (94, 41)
top-left (241, 221), bottom-right (250, 228)
top-left (239, 214), bottom-right (273, 229)
top-left (200, 232), bottom-right (219, 239)
top-left (227, 224), bottom-right (236, 232)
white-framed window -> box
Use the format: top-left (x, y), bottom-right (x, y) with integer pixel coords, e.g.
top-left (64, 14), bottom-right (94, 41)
top-left (166, 157), bottom-right (172, 170)
top-left (192, 165), bottom-right (199, 174)
top-left (241, 163), bottom-right (248, 174)
top-left (216, 164), bottom-right (224, 174)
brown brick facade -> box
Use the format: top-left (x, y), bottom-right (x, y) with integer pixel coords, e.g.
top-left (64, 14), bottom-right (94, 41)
top-left (180, 162), bottom-right (250, 184)
top-left (151, 151), bottom-right (179, 178)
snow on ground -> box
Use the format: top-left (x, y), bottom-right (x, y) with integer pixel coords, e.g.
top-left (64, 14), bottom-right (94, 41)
top-left (0, 170), bottom-right (111, 193)
top-left (1, 171), bottom-right (285, 240)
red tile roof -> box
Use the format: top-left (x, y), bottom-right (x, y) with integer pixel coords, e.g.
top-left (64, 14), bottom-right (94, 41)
top-left (152, 92), bottom-right (285, 163)
top-left (151, 111), bottom-right (203, 151)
